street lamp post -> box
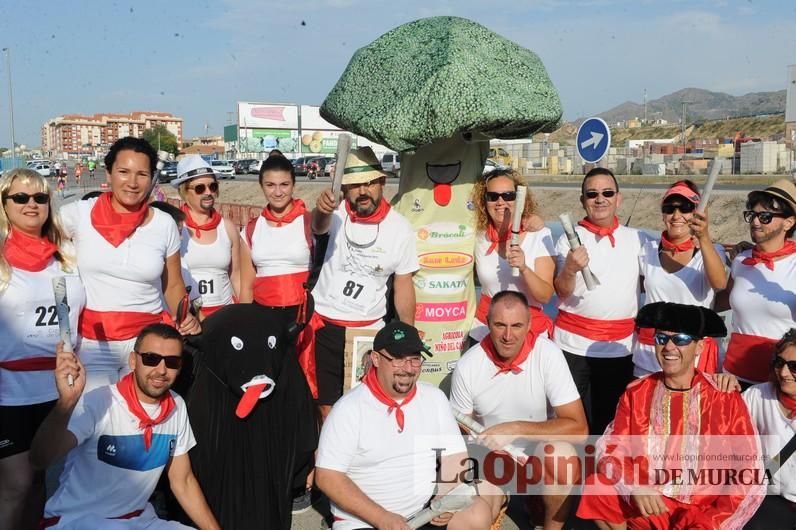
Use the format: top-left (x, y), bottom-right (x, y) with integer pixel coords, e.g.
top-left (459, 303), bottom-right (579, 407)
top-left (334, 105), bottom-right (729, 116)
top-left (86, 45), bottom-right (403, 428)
top-left (2, 48), bottom-right (17, 168)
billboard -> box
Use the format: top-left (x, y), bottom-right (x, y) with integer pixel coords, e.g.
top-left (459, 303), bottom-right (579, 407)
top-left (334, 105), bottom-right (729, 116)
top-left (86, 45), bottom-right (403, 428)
top-left (238, 103), bottom-right (299, 129)
top-left (300, 105), bottom-right (339, 131)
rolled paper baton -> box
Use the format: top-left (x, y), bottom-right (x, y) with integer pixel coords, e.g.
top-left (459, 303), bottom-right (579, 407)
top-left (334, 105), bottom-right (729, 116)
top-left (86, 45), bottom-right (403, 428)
top-left (559, 213), bottom-right (599, 291)
top-left (406, 482), bottom-right (477, 529)
top-left (52, 277), bottom-right (74, 386)
top-left (696, 158), bottom-right (722, 214)
top-left (331, 133), bottom-right (352, 200)
top-left (510, 186), bottom-right (528, 277)
top-left (452, 408), bottom-right (528, 464)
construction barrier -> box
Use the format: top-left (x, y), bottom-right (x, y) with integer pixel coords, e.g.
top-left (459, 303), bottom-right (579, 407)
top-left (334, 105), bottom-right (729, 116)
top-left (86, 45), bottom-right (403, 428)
top-left (166, 198), bottom-right (262, 230)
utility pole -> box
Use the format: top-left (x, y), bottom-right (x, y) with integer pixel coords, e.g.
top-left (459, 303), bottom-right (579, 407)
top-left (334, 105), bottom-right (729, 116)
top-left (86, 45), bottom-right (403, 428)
top-left (643, 88), bottom-right (647, 125)
top-left (681, 101), bottom-right (691, 151)
top-left (2, 48), bottom-right (17, 168)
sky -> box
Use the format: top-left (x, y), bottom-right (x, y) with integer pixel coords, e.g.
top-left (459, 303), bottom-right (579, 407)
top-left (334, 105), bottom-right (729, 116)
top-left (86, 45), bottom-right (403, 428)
top-left (0, 0), bottom-right (794, 148)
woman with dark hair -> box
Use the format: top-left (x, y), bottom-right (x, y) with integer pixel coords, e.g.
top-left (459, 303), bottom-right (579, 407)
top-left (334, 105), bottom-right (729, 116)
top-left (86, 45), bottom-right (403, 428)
top-left (633, 179), bottom-right (727, 376)
top-left (742, 329), bottom-right (796, 529)
top-left (0, 169), bottom-right (85, 529)
top-left (469, 168), bottom-right (555, 342)
top-left (717, 179), bottom-right (796, 387)
top-left (59, 137), bottom-right (199, 391)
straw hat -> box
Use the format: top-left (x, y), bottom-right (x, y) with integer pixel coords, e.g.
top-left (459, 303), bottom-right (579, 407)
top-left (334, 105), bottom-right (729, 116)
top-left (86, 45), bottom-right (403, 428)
top-left (341, 147), bottom-right (387, 185)
top-left (758, 179), bottom-right (796, 212)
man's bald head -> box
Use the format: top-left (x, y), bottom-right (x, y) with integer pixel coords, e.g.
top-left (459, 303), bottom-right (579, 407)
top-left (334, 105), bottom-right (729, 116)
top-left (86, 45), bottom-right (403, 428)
top-left (487, 290), bottom-right (530, 324)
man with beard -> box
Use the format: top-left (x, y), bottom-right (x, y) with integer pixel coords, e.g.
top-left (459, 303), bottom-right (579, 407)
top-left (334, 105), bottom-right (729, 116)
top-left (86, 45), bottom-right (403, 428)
top-left (29, 324), bottom-right (220, 529)
top-left (716, 179), bottom-right (796, 388)
top-left (311, 147), bottom-right (418, 417)
top-left (316, 322), bottom-right (504, 530)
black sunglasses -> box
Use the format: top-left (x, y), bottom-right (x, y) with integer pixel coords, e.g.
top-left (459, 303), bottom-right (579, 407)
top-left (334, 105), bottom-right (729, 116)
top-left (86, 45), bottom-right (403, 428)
top-left (653, 332), bottom-right (696, 347)
top-left (584, 190), bottom-right (617, 199)
top-left (187, 182), bottom-right (219, 195)
top-left (4, 192), bottom-right (50, 205)
top-left (743, 210), bottom-right (789, 225)
top-left (661, 202), bottom-right (696, 215)
top-left (135, 351), bottom-right (183, 369)
top-left (773, 356), bottom-right (796, 373)
top-left (485, 191), bottom-right (517, 202)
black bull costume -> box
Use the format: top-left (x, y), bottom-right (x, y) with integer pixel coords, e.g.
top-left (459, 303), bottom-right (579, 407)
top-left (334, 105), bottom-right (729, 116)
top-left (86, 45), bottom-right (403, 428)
top-left (185, 304), bottom-right (318, 529)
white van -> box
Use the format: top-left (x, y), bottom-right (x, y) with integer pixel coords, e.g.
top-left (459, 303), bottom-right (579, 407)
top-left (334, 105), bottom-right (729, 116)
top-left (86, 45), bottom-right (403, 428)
top-left (381, 152), bottom-right (401, 175)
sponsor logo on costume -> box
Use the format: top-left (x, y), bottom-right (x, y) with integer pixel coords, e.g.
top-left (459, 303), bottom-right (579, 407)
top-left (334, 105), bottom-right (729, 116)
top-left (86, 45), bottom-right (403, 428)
top-left (418, 252), bottom-right (474, 269)
top-left (412, 198), bottom-right (424, 212)
top-left (416, 223), bottom-right (473, 245)
top-left (415, 274), bottom-right (469, 296)
top-left (446, 360), bottom-right (458, 371)
top-left (415, 301), bottom-right (468, 322)
top-left (421, 362), bottom-right (442, 374)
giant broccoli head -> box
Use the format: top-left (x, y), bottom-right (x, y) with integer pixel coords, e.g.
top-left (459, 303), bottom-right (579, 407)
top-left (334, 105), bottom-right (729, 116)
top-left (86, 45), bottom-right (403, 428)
top-left (320, 16), bottom-right (563, 152)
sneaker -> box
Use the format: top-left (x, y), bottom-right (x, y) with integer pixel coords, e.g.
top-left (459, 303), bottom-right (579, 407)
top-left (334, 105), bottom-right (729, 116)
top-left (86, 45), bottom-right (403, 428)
top-left (292, 489), bottom-right (314, 515)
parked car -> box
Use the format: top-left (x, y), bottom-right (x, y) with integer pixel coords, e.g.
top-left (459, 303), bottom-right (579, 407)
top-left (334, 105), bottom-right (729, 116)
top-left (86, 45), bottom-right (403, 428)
top-left (234, 159), bottom-right (255, 175)
top-left (158, 161), bottom-right (178, 183)
top-left (483, 159), bottom-right (507, 174)
top-left (488, 147), bottom-right (513, 167)
top-left (30, 162), bottom-right (52, 177)
top-left (381, 152), bottom-right (401, 175)
top-left (293, 157), bottom-right (312, 176)
top-left (248, 159), bottom-right (263, 174)
top-left (210, 160), bottom-right (235, 179)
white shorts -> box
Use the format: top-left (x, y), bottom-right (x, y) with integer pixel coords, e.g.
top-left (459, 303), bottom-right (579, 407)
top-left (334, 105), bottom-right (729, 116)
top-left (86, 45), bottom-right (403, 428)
top-left (54, 503), bottom-right (193, 529)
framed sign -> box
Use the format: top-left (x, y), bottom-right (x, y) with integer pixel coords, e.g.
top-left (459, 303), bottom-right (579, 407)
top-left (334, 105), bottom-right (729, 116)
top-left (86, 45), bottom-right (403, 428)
top-left (343, 329), bottom-right (378, 392)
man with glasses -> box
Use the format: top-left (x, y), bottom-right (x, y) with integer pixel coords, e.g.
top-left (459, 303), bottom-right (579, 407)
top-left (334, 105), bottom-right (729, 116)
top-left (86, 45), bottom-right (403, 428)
top-left (450, 290), bottom-right (587, 530)
top-left (311, 147), bottom-right (419, 417)
top-left (316, 322), bottom-right (502, 530)
top-left (29, 324), bottom-right (220, 529)
top-left (717, 179), bottom-right (796, 388)
top-left (553, 168), bottom-right (650, 434)
top-left (577, 302), bottom-right (764, 530)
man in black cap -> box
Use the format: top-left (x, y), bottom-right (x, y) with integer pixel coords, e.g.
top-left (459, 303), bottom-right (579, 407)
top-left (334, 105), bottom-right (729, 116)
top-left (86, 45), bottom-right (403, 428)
top-left (577, 302), bottom-right (765, 530)
top-left (315, 322), bottom-right (504, 530)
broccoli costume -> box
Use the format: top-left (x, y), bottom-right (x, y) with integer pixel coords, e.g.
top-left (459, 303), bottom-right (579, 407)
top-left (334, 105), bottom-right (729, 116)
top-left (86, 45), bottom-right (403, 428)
top-left (321, 16), bottom-right (562, 384)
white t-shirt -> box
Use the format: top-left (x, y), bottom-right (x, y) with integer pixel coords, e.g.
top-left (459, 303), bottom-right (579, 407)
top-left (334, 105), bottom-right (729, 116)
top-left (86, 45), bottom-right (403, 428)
top-left (729, 251), bottom-right (796, 340)
top-left (316, 381), bottom-right (466, 530)
top-left (470, 228), bottom-right (556, 340)
top-left (45, 385), bottom-right (195, 524)
top-left (181, 224), bottom-right (233, 308)
top-left (242, 215), bottom-right (311, 277)
top-left (59, 198), bottom-right (181, 315)
top-left (450, 337), bottom-right (580, 428)
top-left (633, 241), bottom-right (727, 374)
top-left (312, 204), bottom-right (419, 326)
top-left (553, 224), bottom-right (648, 357)
top-left (0, 260), bottom-right (85, 405)
top-left (743, 383), bottom-right (796, 502)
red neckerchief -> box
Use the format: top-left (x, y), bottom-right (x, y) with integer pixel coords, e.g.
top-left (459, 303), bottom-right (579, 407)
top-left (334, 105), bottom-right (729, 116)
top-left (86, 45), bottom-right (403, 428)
top-left (742, 240), bottom-right (796, 271)
top-left (261, 198), bottom-right (306, 227)
top-left (480, 332), bottom-right (538, 377)
top-left (180, 204), bottom-right (221, 238)
top-left (485, 222), bottom-right (524, 255)
top-left (578, 216), bottom-right (619, 247)
top-left (660, 231), bottom-right (695, 253)
top-left (116, 372), bottom-right (175, 451)
top-left (3, 228), bottom-right (58, 272)
top-left (362, 367), bottom-right (416, 432)
top-left (344, 198), bottom-right (391, 224)
top-left (778, 389), bottom-right (796, 420)
top-left (90, 192), bottom-right (148, 247)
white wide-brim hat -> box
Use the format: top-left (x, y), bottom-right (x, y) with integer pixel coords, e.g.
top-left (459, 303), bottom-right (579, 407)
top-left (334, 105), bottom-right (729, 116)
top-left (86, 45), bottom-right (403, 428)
top-left (172, 155), bottom-right (217, 188)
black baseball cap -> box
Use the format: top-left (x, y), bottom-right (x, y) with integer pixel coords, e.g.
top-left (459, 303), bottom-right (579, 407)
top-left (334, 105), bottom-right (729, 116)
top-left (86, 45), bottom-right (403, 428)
top-left (373, 321), bottom-right (433, 358)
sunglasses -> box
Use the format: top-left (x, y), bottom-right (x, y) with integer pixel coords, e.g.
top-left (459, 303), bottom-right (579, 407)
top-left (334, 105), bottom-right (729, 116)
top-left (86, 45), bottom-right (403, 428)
top-left (187, 182), bottom-right (219, 195)
top-left (653, 332), bottom-right (696, 347)
top-left (376, 350), bottom-right (424, 368)
top-left (135, 351), bottom-right (183, 369)
top-left (743, 210), bottom-right (789, 225)
top-left (584, 190), bottom-right (617, 200)
top-left (485, 191), bottom-right (517, 202)
top-left (4, 192), bottom-right (50, 205)
top-left (772, 356), bottom-right (796, 373)
top-left (661, 202), bottom-right (696, 215)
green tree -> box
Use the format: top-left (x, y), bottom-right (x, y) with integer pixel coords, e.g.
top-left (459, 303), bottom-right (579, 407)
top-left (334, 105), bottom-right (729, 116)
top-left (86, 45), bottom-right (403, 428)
top-left (142, 125), bottom-right (179, 156)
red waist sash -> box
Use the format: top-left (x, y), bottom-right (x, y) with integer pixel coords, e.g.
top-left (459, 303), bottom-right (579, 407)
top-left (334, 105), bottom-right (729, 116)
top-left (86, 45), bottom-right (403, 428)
top-left (475, 293), bottom-right (553, 338)
top-left (0, 357), bottom-right (56, 371)
top-left (638, 327), bottom-right (718, 373)
top-left (80, 308), bottom-right (162, 341)
top-left (253, 271), bottom-right (309, 307)
top-left (555, 310), bottom-right (635, 342)
top-left (724, 332), bottom-right (778, 383)
top-left (40, 508), bottom-right (144, 529)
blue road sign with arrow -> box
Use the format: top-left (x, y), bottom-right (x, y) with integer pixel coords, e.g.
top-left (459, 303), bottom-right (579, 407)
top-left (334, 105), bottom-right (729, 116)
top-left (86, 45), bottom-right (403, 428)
top-left (576, 117), bottom-right (611, 164)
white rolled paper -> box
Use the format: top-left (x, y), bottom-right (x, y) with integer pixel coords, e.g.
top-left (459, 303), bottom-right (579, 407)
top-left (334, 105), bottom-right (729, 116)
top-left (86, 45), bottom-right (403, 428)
top-left (52, 277), bottom-right (74, 386)
top-left (696, 158), bottom-right (722, 214)
top-left (407, 482), bottom-right (478, 529)
top-left (511, 186), bottom-right (528, 277)
top-left (452, 408), bottom-right (528, 464)
top-left (559, 213), bottom-right (599, 291)
top-left (331, 133), bottom-right (352, 200)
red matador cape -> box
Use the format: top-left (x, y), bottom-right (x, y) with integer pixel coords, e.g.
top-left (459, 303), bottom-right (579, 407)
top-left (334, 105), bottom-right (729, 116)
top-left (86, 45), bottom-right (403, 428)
top-left (577, 371), bottom-right (765, 530)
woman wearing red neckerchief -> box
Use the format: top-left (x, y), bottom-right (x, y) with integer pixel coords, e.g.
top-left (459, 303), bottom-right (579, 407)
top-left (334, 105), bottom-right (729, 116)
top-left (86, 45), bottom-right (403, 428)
top-left (633, 179), bottom-right (727, 377)
top-left (0, 169), bottom-right (86, 529)
top-left (173, 155), bottom-right (240, 316)
top-left (716, 179), bottom-right (796, 388)
top-left (469, 169), bottom-right (555, 345)
top-left (58, 137), bottom-right (199, 393)
top-left (742, 329), bottom-right (796, 529)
